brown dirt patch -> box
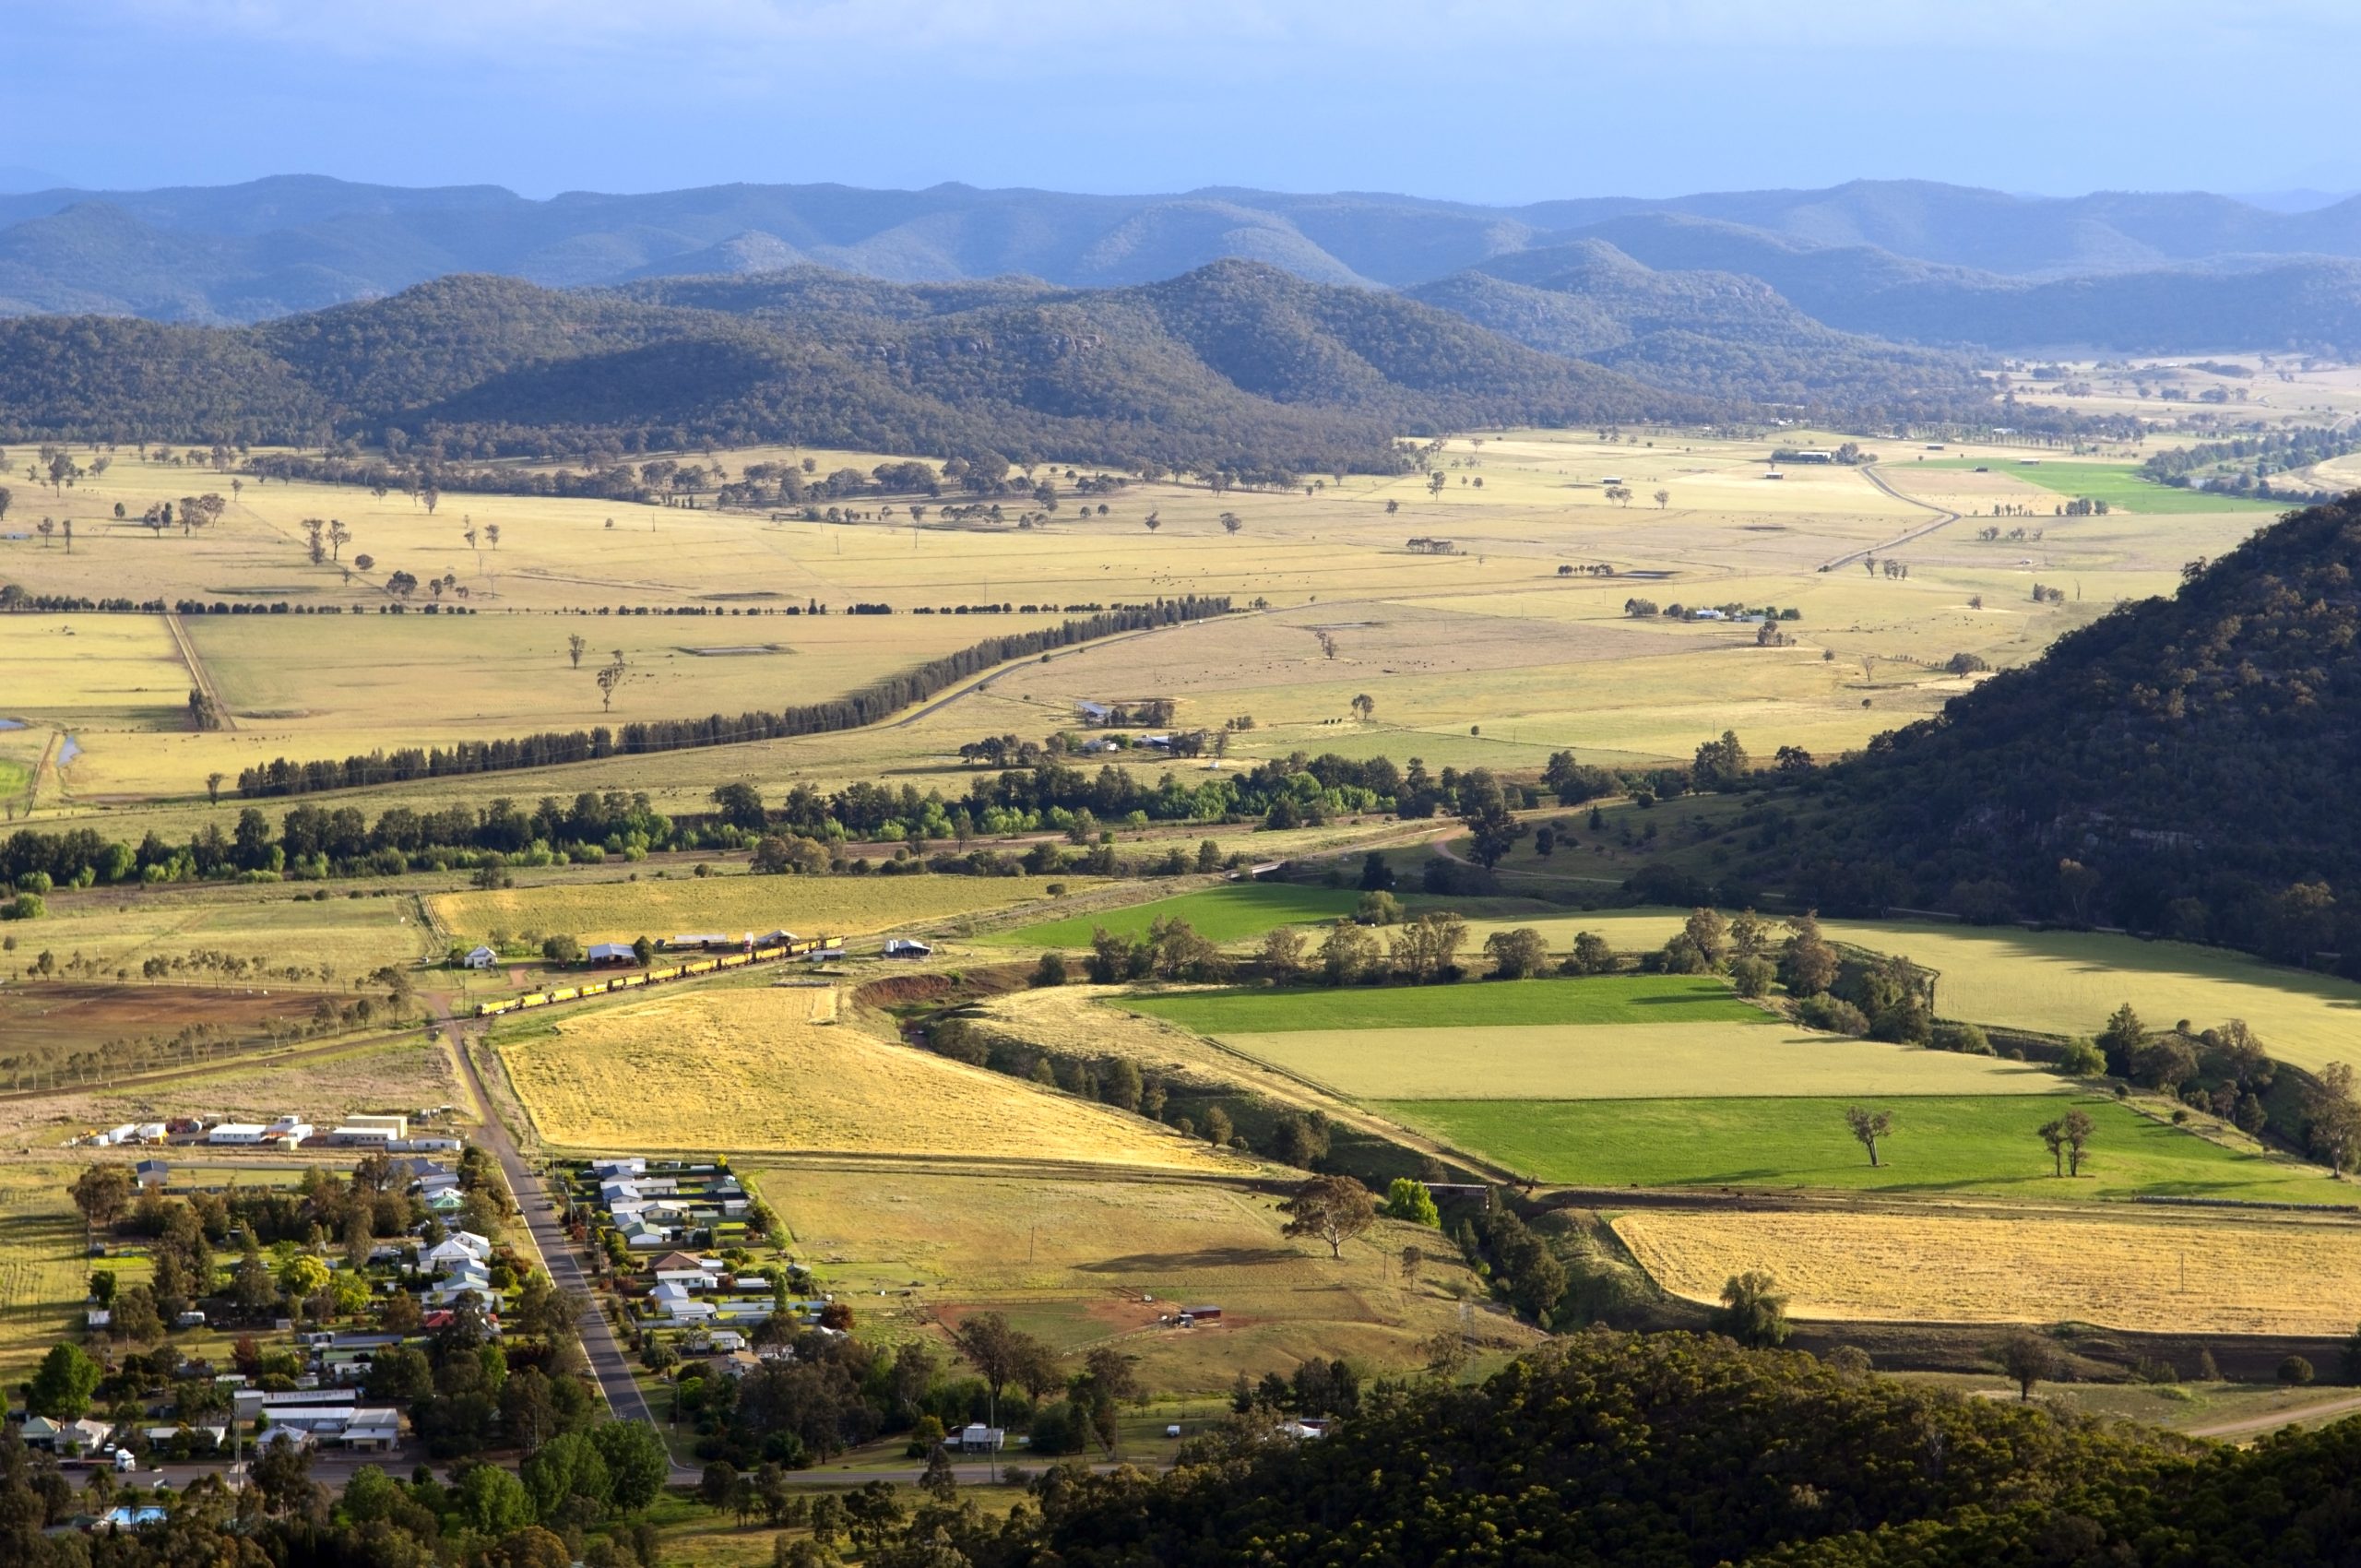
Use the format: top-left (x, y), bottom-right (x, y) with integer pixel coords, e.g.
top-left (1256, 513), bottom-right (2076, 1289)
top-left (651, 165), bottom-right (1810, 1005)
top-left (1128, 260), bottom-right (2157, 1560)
top-left (0, 983), bottom-right (322, 1057)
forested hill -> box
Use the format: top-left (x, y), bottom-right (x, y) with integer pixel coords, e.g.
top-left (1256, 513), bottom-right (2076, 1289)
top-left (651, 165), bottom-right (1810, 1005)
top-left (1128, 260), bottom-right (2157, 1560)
top-left (1763, 493), bottom-right (2361, 969)
top-left (0, 262), bottom-right (1708, 473)
top-left (937, 1334), bottom-right (2359, 1566)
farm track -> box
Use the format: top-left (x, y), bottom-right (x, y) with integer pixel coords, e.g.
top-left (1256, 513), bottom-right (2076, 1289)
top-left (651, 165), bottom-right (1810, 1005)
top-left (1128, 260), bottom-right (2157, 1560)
top-left (162, 611), bottom-right (236, 731)
top-left (1821, 464), bottom-right (1963, 573)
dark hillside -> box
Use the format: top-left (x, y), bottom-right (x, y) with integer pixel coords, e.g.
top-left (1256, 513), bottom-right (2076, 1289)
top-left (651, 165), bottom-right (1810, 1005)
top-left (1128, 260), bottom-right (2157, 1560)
top-left (1762, 494), bottom-right (2361, 968)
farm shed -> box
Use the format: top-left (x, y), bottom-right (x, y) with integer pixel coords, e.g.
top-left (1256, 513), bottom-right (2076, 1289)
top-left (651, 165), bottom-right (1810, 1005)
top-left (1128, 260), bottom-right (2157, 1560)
top-left (586, 942), bottom-right (637, 967)
top-left (884, 938), bottom-right (932, 957)
top-left (460, 945), bottom-right (497, 968)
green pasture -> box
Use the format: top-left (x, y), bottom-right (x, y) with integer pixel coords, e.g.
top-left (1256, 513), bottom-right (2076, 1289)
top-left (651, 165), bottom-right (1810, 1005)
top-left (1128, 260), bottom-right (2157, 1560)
top-left (1382, 1094), bottom-right (2343, 1202)
top-left (1917, 459), bottom-right (2284, 514)
top-left (998, 882), bottom-right (1369, 947)
top-left (1124, 973), bottom-right (1762, 1034)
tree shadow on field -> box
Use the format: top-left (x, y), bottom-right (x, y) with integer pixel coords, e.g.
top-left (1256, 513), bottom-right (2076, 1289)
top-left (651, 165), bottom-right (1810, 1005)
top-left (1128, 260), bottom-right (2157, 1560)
top-left (1075, 1247), bottom-right (1304, 1273)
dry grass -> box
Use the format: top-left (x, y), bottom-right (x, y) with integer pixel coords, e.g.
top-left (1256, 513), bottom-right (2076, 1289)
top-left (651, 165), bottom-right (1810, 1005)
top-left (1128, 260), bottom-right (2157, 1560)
top-left (502, 986), bottom-right (1232, 1169)
top-left (1213, 1023), bottom-right (2070, 1101)
top-left (427, 873), bottom-right (1083, 945)
top-left (1613, 1207), bottom-right (2361, 1336)
top-left (752, 1165), bottom-right (1533, 1390)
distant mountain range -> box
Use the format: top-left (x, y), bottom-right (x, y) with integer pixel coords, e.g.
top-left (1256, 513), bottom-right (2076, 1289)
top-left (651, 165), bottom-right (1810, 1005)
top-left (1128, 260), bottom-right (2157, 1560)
top-left (4, 175), bottom-right (2361, 360)
top-left (0, 262), bottom-right (1710, 473)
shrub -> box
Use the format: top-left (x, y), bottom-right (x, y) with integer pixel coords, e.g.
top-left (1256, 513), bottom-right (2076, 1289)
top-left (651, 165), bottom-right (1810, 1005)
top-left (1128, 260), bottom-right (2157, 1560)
top-left (1796, 992), bottom-right (1869, 1036)
top-left (2279, 1355), bottom-right (2315, 1387)
top-left (2056, 1038), bottom-right (2106, 1075)
top-left (1, 893), bottom-right (42, 921)
top-left (1728, 956), bottom-right (1774, 998)
top-left (1931, 1021), bottom-right (1992, 1055)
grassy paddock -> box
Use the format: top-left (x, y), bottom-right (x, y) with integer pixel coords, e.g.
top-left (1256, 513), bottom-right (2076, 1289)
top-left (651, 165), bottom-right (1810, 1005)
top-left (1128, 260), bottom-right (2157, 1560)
top-left (428, 872), bottom-right (1081, 946)
top-left (997, 882), bottom-right (1369, 947)
top-left (1213, 1022), bottom-right (2070, 1101)
top-left (1616, 1207), bottom-right (2361, 1336)
top-left (1125, 973), bottom-right (1762, 1034)
top-left (1916, 458), bottom-right (2284, 514)
top-left (1380, 1093), bottom-right (2343, 1202)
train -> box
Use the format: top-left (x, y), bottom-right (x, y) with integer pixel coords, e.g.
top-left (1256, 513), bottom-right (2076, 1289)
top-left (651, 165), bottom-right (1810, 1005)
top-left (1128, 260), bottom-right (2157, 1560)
top-left (475, 934), bottom-right (837, 1017)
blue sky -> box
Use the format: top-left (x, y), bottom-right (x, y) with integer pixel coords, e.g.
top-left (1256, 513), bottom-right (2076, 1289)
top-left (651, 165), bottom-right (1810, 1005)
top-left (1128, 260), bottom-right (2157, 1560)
top-left (9, 1), bottom-right (2360, 201)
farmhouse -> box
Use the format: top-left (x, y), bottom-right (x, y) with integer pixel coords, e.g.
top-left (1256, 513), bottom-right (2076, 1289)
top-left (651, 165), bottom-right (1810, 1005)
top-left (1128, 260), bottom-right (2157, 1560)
top-left (460, 945), bottom-right (497, 968)
top-left (135, 1158), bottom-right (169, 1189)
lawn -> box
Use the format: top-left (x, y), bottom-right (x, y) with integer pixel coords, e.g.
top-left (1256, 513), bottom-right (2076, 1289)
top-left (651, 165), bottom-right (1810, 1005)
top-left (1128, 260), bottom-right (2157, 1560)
top-left (1616, 1207), bottom-right (2361, 1336)
top-left (1125, 974), bottom-right (1763, 1034)
top-left (1379, 1093), bottom-right (2344, 1203)
top-left (997, 883), bottom-right (1369, 947)
top-left (1212, 1022), bottom-right (2070, 1100)
top-left (1916, 458), bottom-right (2284, 513)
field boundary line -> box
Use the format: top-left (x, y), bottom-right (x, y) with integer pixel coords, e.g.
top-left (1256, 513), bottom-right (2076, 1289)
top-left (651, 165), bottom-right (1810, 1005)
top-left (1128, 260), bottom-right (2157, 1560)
top-left (161, 610), bottom-right (237, 731)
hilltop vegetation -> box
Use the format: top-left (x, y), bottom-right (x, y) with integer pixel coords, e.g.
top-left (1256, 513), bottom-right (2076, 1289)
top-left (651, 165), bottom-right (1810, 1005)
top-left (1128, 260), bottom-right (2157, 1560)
top-left (1766, 493), bottom-right (2361, 970)
top-left (909, 1333), bottom-right (2360, 1566)
top-left (0, 262), bottom-right (1703, 474)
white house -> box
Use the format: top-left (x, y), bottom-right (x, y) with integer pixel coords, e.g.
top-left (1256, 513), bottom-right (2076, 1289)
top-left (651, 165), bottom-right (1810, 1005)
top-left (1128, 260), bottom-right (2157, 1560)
top-left (208, 1123), bottom-right (267, 1146)
top-left (622, 1220), bottom-right (672, 1250)
top-left (648, 1282), bottom-right (715, 1321)
top-left (591, 1158), bottom-right (646, 1178)
top-left (460, 945), bottom-right (498, 969)
top-left (423, 1232), bottom-right (491, 1270)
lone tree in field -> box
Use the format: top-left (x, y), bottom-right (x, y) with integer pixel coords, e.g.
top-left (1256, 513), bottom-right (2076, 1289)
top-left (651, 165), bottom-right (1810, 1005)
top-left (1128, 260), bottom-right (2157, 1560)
top-left (68, 1162), bottom-right (132, 1253)
top-left (1221, 512), bottom-right (1242, 535)
top-left (1654, 488), bottom-right (1670, 508)
top-left (596, 651), bottom-right (627, 713)
top-left (1844, 1106), bottom-right (1893, 1167)
top-left (1994, 1328), bottom-right (2061, 1401)
top-left (2038, 1108), bottom-right (2096, 1176)
top-left (567, 634), bottom-right (587, 670)
top-left (484, 522), bottom-right (501, 549)
top-left (1282, 1174), bottom-right (1377, 1259)
top-left (205, 772), bottom-right (224, 805)
top-left (2308, 1062), bottom-right (2361, 1176)
top-left (1714, 1270), bottom-right (1789, 1348)
top-left (1351, 693), bottom-right (1375, 723)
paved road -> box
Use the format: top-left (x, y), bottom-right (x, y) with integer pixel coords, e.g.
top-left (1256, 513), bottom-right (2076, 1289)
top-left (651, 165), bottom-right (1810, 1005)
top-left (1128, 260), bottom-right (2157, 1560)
top-left (442, 1015), bottom-right (690, 1473)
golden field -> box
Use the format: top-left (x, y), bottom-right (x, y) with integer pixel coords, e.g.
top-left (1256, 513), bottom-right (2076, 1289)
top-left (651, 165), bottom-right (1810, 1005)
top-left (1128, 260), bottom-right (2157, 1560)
top-left (500, 986), bottom-right (1234, 1169)
top-left (1614, 1206), bottom-right (2361, 1336)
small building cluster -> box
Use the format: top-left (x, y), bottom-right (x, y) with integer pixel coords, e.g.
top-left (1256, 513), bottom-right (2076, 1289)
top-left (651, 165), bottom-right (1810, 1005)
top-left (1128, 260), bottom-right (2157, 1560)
top-left (78, 1110), bottom-right (460, 1154)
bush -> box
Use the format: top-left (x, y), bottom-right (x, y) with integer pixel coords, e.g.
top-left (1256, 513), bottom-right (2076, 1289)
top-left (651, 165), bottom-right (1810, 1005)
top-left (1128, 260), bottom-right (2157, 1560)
top-left (541, 933), bottom-right (582, 964)
top-left (2056, 1038), bottom-right (2106, 1075)
top-left (1931, 1021), bottom-right (1992, 1055)
top-left (1, 893), bottom-right (42, 921)
top-left (15, 871), bottom-right (53, 895)
top-left (2280, 1355), bottom-right (2315, 1387)
top-left (1728, 956), bottom-right (1774, 998)
top-left (1029, 952), bottom-right (1068, 988)
top-left (1796, 992), bottom-right (1869, 1037)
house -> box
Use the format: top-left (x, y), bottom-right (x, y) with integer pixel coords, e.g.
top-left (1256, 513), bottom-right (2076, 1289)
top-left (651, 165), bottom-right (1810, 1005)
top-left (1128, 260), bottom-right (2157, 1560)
top-left (591, 1158), bottom-right (646, 1178)
top-left (341, 1408), bottom-right (401, 1450)
top-left (134, 1158), bottom-right (169, 1190)
top-left (884, 938), bottom-right (931, 958)
top-left (22, 1416), bottom-right (114, 1454)
top-left (954, 1424), bottom-right (1005, 1453)
top-left (423, 1189), bottom-right (469, 1217)
top-left (329, 1125), bottom-right (398, 1147)
top-left (708, 1329), bottom-right (748, 1352)
top-left (460, 945), bottom-right (498, 969)
top-left (586, 942), bottom-right (637, 967)
top-left (648, 1282), bottom-right (716, 1322)
top-left (653, 1253), bottom-right (723, 1289)
top-left (622, 1220), bottom-right (673, 1250)
top-left (423, 1232), bottom-right (492, 1269)
top-left (86, 1308), bottom-right (111, 1329)
top-left (396, 1157), bottom-right (457, 1183)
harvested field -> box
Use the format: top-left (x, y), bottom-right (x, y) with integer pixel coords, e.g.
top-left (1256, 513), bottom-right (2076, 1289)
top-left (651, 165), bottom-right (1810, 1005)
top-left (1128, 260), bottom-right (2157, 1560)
top-left (21, 881), bottom-right (433, 986)
top-left (0, 1165), bottom-right (117, 1383)
top-left (502, 987), bottom-right (1233, 1169)
top-left (0, 982), bottom-right (327, 1062)
top-left (1215, 1022), bottom-right (2067, 1100)
top-left (428, 873), bottom-right (1083, 945)
top-left (1614, 1207), bottom-right (2361, 1336)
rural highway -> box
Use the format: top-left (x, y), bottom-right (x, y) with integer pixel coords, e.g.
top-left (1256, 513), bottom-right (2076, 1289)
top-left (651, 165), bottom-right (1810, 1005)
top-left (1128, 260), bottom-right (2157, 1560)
top-left (442, 1010), bottom-right (692, 1474)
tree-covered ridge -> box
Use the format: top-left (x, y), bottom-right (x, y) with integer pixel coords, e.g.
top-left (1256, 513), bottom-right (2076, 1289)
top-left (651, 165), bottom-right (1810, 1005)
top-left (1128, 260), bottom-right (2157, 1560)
top-left (1767, 493), bottom-right (2361, 969)
top-left (936, 1333), bottom-right (2361, 1567)
top-left (0, 262), bottom-right (1708, 474)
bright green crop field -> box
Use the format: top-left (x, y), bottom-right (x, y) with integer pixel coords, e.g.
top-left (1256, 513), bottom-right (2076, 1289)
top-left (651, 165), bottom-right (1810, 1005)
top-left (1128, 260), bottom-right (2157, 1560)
top-left (1917, 459), bottom-right (2284, 514)
top-left (1124, 973), bottom-right (1762, 1034)
top-left (998, 883), bottom-right (1369, 947)
top-left (1381, 1093), bottom-right (2345, 1202)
